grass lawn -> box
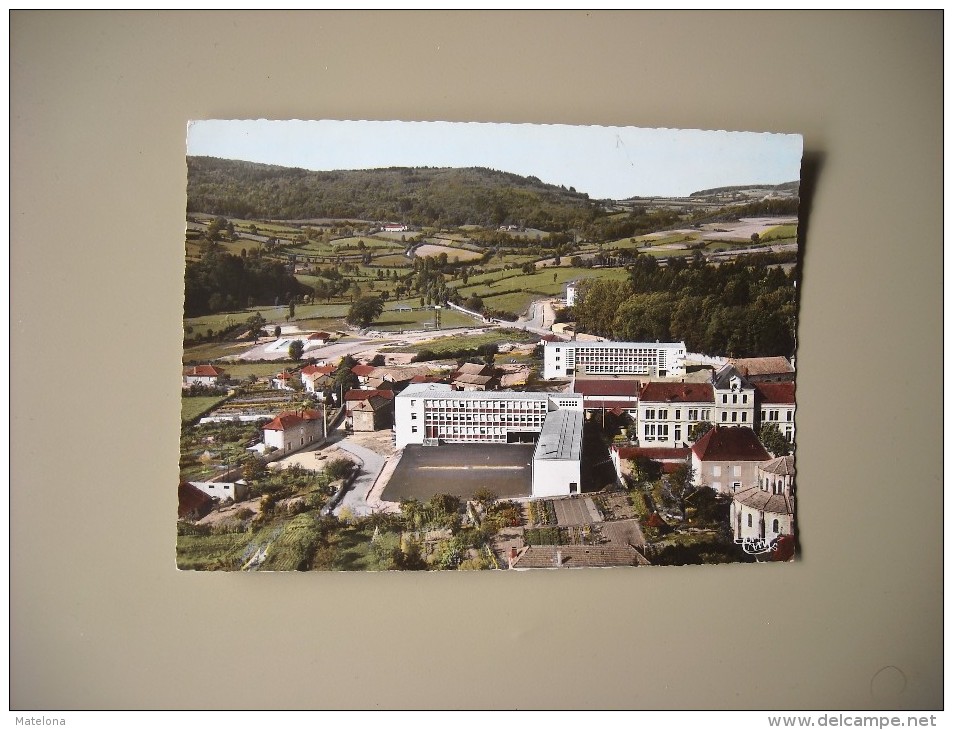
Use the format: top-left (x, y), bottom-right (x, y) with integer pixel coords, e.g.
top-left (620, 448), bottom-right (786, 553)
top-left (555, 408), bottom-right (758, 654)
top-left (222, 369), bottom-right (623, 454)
top-left (760, 224), bottom-right (798, 242)
top-left (181, 395), bottom-right (230, 423)
top-left (372, 307), bottom-right (475, 332)
top-left (384, 327), bottom-right (535, 354)
top-left (224, 362), bottom-right (297, 379)
top-left (182, 340), bottom-right (248, 362)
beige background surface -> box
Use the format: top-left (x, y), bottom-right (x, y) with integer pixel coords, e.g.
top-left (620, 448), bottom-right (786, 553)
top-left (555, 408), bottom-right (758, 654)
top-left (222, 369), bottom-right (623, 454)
top-left (10, 11), bottom-right (942, 710)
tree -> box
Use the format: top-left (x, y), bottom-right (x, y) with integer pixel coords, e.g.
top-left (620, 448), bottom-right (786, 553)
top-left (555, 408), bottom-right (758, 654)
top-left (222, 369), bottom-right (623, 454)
top-left (629, 456), bottom-right (662, 484)
top-left (288, 301), bottom-right (296, 319)
top-left (273, 325), bottom-right (281, 339)
top-left (246, 312), bottom-right (266, 343)
top-left (288, 339), bottom-right (304, 360)
top-left (663, 462), bottom-right (697, 519)
top-left (473, 488), bottom-right (498, 510)
top-left (346, 296), bottom-right (384, 328)
top-left (689, 421), bottom-right (714, 443)
top-left (759, 422), bottom-right (792, 456)
top-left (465, 295), bottom-right (484, 313)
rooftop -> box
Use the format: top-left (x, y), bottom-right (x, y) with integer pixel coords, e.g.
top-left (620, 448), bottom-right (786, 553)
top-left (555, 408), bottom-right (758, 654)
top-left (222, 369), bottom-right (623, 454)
top-left (545, 340), bottom-right (686, 351)
top-left (613, 445), bottom-right (691, 461)
top-left (639, 381), bottom-right (714, 404)
top-left (760, 455), bottom-right (796, 476)
top-left (732, 486), bottom-right (794, 515)
top-left (729, 356), bottom-right (795, 377)
top-left (533, 409), bottom-right (584, 462)
top-left (691, 426), bottom-right (771, 463)
top-left (754, 382), bottom-right (796, 404)
top-left (571, 378), bottom-right (641, 397)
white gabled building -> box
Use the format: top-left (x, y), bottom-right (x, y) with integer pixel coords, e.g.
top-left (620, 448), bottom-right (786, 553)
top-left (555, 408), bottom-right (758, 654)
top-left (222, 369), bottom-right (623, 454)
top-left (543, 341), bottom-right (686, 380)
top-left (711, 363), bottom-right (757, 428)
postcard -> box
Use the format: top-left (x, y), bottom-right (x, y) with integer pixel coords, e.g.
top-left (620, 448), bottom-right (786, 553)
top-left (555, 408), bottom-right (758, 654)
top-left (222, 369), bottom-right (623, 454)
top-left (178, 120), bottom-right (803, 571)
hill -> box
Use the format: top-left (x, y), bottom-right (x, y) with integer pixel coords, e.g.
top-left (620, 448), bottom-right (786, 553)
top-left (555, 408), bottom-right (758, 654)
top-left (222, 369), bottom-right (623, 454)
top-left (187, 157), bottom-right (596, 230)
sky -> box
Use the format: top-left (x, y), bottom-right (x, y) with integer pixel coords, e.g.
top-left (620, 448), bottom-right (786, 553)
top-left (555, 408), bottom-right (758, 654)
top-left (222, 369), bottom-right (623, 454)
top-left (187, 119), bottom-right (803, 200)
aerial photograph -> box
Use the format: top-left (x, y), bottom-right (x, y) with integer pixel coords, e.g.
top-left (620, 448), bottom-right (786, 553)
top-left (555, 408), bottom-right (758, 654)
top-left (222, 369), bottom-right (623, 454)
top-left (178, 120), bottom-right (803, 571)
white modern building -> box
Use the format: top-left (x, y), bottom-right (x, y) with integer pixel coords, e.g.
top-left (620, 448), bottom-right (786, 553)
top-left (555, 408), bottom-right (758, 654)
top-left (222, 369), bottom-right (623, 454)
top-left (393, 384), bottom-right (584, 497)
top-left (543, 341), bottom-right (687, 379)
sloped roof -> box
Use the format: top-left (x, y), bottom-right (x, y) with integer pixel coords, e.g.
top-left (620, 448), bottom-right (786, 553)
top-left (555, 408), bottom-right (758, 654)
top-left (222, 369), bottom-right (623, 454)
top-left (184, 364), bottom-right (225, 377)
top-left (510, 544), bottom-right (648, 569)
top-left (262, 412), bottom-right (304, 431)
top-left (572, 379), bottom-right (641, 397)
top-left (760, 455), bottom-right (796, 476)
top-left (452, 373), bottom-right (494, 386)
top-left (351, 364), bottom-right (377, 377)
top-left (352, 395), bottom-right (392, 413)
top-left (754, 382), bottom-right (796, 404)
top-left (301, 364), bottom-right (335, 377)
top-left (732, 486), bottom-right (794, 515)
top-left (455, 362), bottom-right (494, 377)
top-left (410, 374), bottom-right (446, 384)
top-left (178, 482), bottom-right (215, 519)
top-left (691, 426), bottom-right (771, 462)
top-left (730, 356), bottom-right (794, 377)
top-left (344, 389), bottom-right (395, 402)
top-left (639, 381), bottom-right (714, 404)
top-left (712, 363), bottom-right (753, 391)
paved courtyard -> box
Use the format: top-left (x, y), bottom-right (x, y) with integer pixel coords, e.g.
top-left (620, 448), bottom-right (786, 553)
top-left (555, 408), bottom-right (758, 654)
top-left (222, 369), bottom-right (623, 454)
top-left (381, 444), bottom-right (534, 502)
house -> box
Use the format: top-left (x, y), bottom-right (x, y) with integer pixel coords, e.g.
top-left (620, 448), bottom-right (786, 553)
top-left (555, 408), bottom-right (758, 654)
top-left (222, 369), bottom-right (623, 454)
top-left (182, 364), bottom-right (226, 388)
top-left (508, 544), bottom-right (649, 569)
top-left (690, 425), bottom-right (771, 495)
top-left (262, 409), bottom-right (325, 454)
top-left (271, 371), bottom-right (295, 391)
top-left (300, 364), bottom-right (336, 394)
top-left (306, 331), bottom-right (333, 346)
top-left (711, 363), bottom-right (757, 428)
top-left (730, 455), bottom-right (796, 550)
top-left (350, 394), bottom-right (395, 432)
top-left (755, 381), bottom-right (797, 444)
top-left (383, 223), bottom-right (409, 232)
top-left (351, 364), bottom-right (378, 387)
top-left (188, 480), bottom-right (249, 503)
top-left (344, 389), bottom-right (394, 416)
top-left (728, 356), bottom-right (795, 383)
top-left (637, 382), bottom-right (715, 448)
top-left (565, 280), bottom-right (585, 308)
top-left (610, 445), bottom-right (691, 482)
top-left (178, 482), bottom-right (216, 521)
top-left (448, 362), bottom-right (497, 391)
top-left (543, 340), bottom-right (686, 379)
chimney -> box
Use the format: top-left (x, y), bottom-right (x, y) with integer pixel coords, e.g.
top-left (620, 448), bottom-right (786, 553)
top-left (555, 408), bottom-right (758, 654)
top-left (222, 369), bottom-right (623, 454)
top-left (508, 546), bottom-right (518, 569)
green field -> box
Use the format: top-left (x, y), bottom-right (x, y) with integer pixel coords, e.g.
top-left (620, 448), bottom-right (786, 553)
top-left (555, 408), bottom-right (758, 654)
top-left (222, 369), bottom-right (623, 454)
top-left (176, 532), bottom-right (257, 571)
top-left (181, 395), bottom-right (230, 424)
top-left (760, 224), bottom-right (798, 242)
top-left (372, 306), bottom-right (475, 332)
top-left (384, 327), bottom-right (535, 354)
top-left (182, 341), bottom-right (249, 362)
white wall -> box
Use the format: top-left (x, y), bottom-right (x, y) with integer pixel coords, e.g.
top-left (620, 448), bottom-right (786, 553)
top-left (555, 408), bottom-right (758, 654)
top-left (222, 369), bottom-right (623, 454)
top-left (532, 458), bottom-right (581, 498)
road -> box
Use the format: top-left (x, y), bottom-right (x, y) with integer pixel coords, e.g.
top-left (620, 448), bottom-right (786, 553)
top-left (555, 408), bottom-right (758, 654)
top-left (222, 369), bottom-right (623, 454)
top-left (332, 437), bottom-right (387, 517)
top-left (512, 298), bottom-right (559, 337)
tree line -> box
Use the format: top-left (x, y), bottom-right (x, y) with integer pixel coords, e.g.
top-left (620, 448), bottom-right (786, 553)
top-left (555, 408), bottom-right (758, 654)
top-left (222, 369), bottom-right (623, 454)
top-left (573, 253), bottom-right (798, 358)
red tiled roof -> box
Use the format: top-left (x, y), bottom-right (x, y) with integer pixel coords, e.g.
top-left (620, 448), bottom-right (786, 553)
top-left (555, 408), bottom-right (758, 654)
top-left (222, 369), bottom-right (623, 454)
top-left (351, 365), bottom-right (377, 377)
top-left (539, 334), bottom-right (566, 342)
top-left (410, 374), bottom-right (446, 384)
top-left (691, 426), bottom-right (771, 462)
top-left (754, 382), bottom-right (796, 404)
top-left (614, 446), bottom-right (691, 462)
top-left (299, 409), bottom-right (322, 421)
top-left (729, 356), bottom-right (794, 377)
top-left (344, 389), bottom-right (394, 402)
top-left (262, 412), bottom-right (304, 431)
top-left (275, 372), bottom-right (293, 380)
top-left (184, 364), bottom-right (225, 377)
top-left (300, 364), bottom-right (335, 377)
top-left (572, 379), bottom-right (641, 397)
top-left (178, 482), bottom-right (215, 519)
top-left (639, 382), bottom-right (714, 404)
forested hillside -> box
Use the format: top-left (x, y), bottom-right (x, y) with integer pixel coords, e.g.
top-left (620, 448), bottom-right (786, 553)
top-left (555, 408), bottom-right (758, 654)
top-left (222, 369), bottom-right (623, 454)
top-left (187, 157), bottom-right (596, 230)
top-left (573, 252), bottom-right (798, 358)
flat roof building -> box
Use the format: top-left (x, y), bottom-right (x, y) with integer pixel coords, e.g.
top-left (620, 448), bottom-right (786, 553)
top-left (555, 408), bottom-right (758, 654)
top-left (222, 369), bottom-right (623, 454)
top-left (393, 384), bottom-right (584, 498)
top-left (543, 340), bottom-right (686, 379)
